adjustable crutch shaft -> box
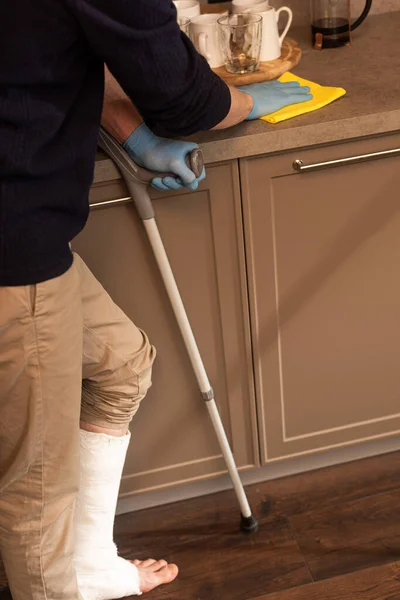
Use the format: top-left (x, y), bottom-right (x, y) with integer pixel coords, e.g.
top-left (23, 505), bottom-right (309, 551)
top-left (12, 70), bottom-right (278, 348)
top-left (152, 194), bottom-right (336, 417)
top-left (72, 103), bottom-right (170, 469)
top-left (97, 128), bottom-right (258, 532)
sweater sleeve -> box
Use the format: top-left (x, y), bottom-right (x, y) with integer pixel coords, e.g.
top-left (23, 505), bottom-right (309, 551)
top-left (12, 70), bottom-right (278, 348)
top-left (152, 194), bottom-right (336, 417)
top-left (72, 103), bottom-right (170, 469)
top-left (66, 0), bottom-right (231, 135)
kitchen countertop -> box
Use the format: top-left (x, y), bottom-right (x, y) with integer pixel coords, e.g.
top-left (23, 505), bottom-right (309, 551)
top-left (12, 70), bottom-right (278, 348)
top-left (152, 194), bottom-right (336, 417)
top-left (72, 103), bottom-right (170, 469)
top-left (94, 11), bottom-right (400, 183)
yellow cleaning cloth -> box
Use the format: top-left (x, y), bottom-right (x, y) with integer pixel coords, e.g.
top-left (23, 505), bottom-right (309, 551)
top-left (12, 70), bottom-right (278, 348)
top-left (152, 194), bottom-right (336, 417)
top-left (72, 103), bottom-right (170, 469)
top-left (261, 72), bottom-right (346, 124)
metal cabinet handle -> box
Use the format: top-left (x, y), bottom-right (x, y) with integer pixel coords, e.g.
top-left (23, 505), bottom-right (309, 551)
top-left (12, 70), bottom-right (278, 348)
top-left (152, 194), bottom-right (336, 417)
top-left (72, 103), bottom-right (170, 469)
top-left (90, 196), bottom-right (131, 210)
top-left (293, 147), bottom-right (400, 173)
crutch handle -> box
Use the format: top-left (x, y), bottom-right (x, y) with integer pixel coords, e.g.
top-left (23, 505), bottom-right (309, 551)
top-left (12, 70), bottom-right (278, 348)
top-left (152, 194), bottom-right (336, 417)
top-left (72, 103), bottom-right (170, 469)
top-left (99, 128), bottom-right (204, 183)
top-left (185, 148), bottom-right (204, 180)
top-left (98, 128), bottom-right (204, 220)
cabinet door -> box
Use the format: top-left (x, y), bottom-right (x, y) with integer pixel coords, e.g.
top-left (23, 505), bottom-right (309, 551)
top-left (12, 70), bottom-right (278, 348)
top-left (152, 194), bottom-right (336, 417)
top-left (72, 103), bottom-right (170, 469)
top-left (240, 134), bottom-right (400, 462)
top-left (73, 160), bottom-right (258, 498)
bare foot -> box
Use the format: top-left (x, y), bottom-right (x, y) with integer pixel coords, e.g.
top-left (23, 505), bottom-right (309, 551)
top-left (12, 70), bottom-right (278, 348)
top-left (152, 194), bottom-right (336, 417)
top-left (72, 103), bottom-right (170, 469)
top-left (76, 555), bottom-right (178, 599)
top-left (132, 559), bottom-right (179, 593)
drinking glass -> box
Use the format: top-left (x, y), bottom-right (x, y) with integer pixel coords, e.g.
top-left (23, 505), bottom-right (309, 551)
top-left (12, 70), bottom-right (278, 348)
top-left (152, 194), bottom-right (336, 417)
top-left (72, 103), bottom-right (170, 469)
top-left (218, 14), bottom-right (262, 74)
top-left (178, 16), bottom-right (191, 35)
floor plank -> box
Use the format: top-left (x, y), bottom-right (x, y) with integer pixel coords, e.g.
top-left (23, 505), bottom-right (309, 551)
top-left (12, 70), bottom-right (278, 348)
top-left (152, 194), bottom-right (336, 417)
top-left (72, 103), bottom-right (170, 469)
top-left (114, 483), bottom-right (271, 549)
top-left (114, 451), bottom-right (400, 544)
top-left (253, 451), bottom-right (400, 518)
top-left (253, 561), bottom-right (400, 600)
top-left (289, 488), bottom-right (400, 581)
top-left (119, 516), bottom-right (311, 600)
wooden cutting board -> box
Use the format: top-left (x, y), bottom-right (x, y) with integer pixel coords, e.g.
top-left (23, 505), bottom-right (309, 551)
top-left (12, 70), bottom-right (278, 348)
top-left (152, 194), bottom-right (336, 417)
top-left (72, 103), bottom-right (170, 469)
top-left (212, 38), bottom-right (302, 86)
top-left (200, 2), bottom-right (231, 14)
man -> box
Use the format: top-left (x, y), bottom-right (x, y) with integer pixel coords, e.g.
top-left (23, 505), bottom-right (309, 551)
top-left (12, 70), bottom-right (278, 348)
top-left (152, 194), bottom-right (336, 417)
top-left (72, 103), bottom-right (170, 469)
top-left (0, 0), bottom-right (311, 598)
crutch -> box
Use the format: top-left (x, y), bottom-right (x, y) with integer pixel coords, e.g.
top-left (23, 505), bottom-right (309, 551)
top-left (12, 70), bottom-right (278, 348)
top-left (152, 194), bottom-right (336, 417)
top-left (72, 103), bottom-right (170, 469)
top-left (97, 128), bottom-right (258, 533)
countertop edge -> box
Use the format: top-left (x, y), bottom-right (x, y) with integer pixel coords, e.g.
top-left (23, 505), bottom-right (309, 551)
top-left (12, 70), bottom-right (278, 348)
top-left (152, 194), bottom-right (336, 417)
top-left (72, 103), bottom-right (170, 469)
top-left (94, 110), bottom-right (400, 185)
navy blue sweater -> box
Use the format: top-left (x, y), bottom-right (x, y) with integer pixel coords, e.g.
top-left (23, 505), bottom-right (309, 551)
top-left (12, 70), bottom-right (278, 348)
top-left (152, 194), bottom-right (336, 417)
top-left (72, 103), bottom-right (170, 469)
top-left (0, 0), bottom-right (231, 285)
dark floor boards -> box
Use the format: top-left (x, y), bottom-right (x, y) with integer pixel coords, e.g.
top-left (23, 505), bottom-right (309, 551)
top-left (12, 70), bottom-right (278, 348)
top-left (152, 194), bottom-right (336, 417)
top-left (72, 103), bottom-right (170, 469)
top-left (289, 487), bottom-right (400, 581)
top-left (115, 450), bottom-right (400, 599)
top-left (2, 450), bottom-right (400, 599)
top-left (117, 514), bottom-right (312, 600)
top-left (254, 561), bottom-right (400, 600)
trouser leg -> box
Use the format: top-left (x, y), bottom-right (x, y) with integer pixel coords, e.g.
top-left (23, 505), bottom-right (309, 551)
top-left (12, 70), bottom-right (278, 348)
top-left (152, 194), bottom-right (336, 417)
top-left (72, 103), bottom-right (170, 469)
top-left (0, 263), bottom-right (83, 600)
top-left (74, 253), bottom-right (155, 430)
top-left (72, 254), bottom-right (156, 599)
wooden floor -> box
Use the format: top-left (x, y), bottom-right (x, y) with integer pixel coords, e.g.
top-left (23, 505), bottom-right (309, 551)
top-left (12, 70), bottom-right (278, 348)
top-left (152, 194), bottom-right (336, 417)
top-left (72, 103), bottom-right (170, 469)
top-left (1, 451), bottom-right (400, 599)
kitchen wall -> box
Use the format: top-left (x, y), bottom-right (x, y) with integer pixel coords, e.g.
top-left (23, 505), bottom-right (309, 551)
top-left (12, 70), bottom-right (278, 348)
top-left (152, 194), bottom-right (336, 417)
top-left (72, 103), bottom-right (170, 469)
top-left (257, 0), bottom-right (399, 25)
top-left (200, 1), bottom-right (399, 25)
top-left (353, 0), bottom-right (400, 15)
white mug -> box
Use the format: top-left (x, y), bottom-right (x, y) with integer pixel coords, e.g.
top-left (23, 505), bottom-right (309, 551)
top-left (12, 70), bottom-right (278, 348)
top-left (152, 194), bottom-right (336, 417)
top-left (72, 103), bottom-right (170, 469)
top-left (173, 0), bottom-right (200, 20)
top-left (231, 0), bottom-right (269, 14)
top-left (190, 14), bottom-right (224, 69)
top-left (245, 5), bottom-right (293, 61)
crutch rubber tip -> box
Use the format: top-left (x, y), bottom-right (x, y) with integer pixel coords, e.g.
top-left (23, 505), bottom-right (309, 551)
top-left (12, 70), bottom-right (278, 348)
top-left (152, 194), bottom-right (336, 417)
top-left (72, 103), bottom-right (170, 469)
top-left (240, 514), bottom-right (259, 534)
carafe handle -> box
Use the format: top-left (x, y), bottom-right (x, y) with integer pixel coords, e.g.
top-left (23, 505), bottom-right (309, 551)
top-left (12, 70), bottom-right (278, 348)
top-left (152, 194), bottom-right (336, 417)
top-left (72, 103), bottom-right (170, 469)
top-left (351, 0), bottom-right (372, 31)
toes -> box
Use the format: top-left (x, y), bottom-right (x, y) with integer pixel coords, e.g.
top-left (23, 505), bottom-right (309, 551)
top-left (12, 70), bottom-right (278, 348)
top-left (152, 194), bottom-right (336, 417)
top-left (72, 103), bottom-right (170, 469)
top-left (169, 564), bottom-right (179, 579)
top-left (151, 559), bottom-right (168, 571)
top-left (141, 558), bottom-right (158, 568)
top-left (138, 562), bottom-right (179, 592)
top-left (130, 558), bottom-right (175, 577)
top-left (157, 564), bottom-right (179, 584)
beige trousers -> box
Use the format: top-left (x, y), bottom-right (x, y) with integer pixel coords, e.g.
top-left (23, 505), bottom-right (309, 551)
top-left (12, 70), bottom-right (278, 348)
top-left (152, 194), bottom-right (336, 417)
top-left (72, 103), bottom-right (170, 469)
top-left (0, 254), bottom-right (155, 600)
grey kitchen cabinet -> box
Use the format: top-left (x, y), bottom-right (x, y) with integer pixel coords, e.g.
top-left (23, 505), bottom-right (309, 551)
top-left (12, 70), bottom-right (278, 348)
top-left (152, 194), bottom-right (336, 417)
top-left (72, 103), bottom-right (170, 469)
top-left (240, 133), bottom-right (400, 463)
top-left (72, 160), bottom-right (258, 498)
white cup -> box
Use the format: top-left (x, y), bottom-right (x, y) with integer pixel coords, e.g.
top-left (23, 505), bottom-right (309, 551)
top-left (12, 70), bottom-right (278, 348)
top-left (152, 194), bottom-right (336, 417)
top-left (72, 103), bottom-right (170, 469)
top-left (245, 5), bottom-right (293, 61)
top-left (231, 0), bottom-right (269, 14)
top-left (173, 0), bottom-right (200, 20)
top-left (190, 14), bottom-right (224, 69)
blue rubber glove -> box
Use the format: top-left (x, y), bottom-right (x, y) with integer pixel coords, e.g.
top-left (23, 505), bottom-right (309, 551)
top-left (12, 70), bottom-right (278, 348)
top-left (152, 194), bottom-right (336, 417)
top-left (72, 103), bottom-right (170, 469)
top-left (238, 80), bottom-right (313, 120)
top-left (123, 123), bottom-right (205, 191)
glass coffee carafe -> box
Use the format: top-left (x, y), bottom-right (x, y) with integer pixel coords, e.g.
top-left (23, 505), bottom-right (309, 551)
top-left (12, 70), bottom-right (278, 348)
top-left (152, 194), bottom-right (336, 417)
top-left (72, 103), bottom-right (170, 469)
top-left (311, 0), bottom-right (373, 49)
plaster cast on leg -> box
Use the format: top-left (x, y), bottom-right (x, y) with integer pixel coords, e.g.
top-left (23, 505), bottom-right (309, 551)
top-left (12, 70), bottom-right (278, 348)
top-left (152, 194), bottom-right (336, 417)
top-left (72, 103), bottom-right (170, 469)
top-left (74, 430), bottom-right (142, 599)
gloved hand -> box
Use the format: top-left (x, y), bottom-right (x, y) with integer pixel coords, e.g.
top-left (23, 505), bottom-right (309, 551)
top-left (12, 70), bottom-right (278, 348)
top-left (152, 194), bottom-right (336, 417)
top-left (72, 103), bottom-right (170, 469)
top-left (123, 123), bottom-right (205, 191)
top-left (238, 80), bottom-right (313, 120)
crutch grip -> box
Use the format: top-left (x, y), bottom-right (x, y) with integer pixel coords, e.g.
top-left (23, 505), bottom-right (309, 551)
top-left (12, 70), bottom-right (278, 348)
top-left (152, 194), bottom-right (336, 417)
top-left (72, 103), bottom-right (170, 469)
top-left (185, 148), bottom-right (204, 179)
top-left (98, 128), bottom-right (204, 219)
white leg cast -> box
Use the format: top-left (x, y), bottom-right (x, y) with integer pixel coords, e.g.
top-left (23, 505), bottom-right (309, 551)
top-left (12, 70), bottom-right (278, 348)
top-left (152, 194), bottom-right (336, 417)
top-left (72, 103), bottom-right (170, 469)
top-left (74, 430), bottom-right (142, 599)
